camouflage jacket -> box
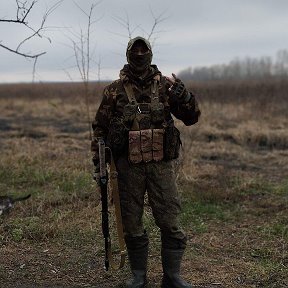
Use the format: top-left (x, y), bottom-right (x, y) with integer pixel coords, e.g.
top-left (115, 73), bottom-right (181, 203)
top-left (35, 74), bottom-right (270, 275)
top-left (91, 65), bottom-right (201, 162)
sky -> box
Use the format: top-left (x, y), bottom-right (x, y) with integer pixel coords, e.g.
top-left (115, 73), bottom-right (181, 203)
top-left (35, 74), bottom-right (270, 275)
top-left (0, 0), bottom-right (288, 83)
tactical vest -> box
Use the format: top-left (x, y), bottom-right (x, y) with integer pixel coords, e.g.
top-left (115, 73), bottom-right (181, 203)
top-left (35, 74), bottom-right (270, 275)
top-left (122, 75), bottom-right (165, 163)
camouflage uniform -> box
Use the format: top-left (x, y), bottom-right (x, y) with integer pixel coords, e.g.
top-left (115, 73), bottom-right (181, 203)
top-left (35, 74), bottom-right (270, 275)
top-left (91, 37), bottom-right (200, 288)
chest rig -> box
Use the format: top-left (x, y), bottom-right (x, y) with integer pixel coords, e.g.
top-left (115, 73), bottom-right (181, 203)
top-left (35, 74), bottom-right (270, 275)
top-left (122, 75), bottom-right (165, 163)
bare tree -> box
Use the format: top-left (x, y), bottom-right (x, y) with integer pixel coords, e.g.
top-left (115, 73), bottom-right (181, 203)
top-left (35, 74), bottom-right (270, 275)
top-left (0, 0), bottom-right (63, 58)
top-left (112, 8), bottom-right (168, 45)
top-left (275, 49), bottom-right (288, 77)
top-left (178, 52), bottom-right (286, 82)
top-left (144, 8), bottom-right (169, 46)
top-left (112, 12), bottom-right (141, 40)
top-left (66, 1), bottom-right (102, 140)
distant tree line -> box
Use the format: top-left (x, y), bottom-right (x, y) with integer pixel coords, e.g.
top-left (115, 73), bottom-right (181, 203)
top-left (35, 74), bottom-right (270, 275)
top-left (178, 49), bottom-right (288, 81)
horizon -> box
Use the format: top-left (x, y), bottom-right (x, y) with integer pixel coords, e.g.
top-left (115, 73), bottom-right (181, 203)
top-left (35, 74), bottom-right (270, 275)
top-left (0, 49), bottom-right (286, 84)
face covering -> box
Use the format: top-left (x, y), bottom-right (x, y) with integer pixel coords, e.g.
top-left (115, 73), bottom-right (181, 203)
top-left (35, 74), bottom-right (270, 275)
top-left (127, 52), bottom-right (152, 75)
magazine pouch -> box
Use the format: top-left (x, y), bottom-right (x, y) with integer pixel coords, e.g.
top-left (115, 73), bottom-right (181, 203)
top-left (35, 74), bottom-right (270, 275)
top-left (140, 129), bottom-right (153, 163)
top-left (128, 130), bottom-right (142, 163)
top-left (164, 126), bottom-right (181, 160)
top-left (152, 129), bottom-right (164, 161)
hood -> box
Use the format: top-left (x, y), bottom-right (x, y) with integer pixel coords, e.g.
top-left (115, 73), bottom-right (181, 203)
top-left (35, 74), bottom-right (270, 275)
top-left (126, 36), bottom-right (153, 76)
top-left (120, 64), bottom-right (161, 86)
top-left (126, 36), bottom-right (152, 55)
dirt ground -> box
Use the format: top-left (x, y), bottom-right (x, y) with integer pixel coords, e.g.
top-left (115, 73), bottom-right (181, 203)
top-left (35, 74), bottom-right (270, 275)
top-left (0, 81), bottom-right (287, 287)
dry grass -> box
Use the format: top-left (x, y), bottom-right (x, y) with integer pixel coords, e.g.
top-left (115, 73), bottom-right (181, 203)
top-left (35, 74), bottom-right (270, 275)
top-left (0, 79), bottom-right (287, 287)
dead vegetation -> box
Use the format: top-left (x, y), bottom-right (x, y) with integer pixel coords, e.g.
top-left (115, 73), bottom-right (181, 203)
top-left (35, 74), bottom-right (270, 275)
top-left (0, 78), bottom-right (287, 287)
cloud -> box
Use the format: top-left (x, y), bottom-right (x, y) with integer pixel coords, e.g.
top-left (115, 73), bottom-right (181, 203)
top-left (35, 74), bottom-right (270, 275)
top-left (1, 0), bottom-right (288, 82)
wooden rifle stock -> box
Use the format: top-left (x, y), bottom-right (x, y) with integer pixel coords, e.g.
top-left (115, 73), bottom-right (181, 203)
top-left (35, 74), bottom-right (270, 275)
top-left (98, 138), bottom-right (126, 271)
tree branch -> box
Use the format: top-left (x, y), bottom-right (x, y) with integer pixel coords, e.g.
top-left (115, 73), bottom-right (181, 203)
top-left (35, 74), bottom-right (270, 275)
top-left (66, 1), bottom-right (102, 140)
top-left (0, 43), bottom-right (46, 58)
top-left (0, 0), bottom-right (63, 59)
top-left (112, 8), bottom-right (168, 44)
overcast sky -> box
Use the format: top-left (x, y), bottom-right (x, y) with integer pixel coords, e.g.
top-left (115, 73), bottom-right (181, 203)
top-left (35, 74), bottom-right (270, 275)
top-left (1, 0), bottom-right (288, 83)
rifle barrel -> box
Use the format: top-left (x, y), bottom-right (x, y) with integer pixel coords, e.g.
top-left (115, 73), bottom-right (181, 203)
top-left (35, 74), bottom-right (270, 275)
top-left (99, 137), bottom-right (111, 270)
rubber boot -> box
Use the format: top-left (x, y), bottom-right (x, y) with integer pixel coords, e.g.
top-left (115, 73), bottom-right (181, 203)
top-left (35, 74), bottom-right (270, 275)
top-left (125, 233), bottom-right (149, 288)
top-left (161, 248), bottom-right (192, 288)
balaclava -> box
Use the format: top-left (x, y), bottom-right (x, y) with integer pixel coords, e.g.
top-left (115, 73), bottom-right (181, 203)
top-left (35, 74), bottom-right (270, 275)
top-left (126, 36), bottom-right (153, 76)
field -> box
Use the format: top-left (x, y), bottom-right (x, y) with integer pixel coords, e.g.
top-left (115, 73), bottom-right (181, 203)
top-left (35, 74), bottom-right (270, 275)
top-left (0, 79), bottom-right (287, 288)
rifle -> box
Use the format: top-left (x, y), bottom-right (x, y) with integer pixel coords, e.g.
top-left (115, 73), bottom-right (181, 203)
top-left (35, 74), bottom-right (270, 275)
top-left (98, 138), bottom-right (126, 271)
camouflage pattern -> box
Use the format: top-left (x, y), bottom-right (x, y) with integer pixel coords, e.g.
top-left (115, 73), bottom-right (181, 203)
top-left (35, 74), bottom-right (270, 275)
top-left (152, 128), bottom-right (164, 161)
top-left (91, 61), bottom-right (200, 249)
top-left (91, 65), bottom-right (200, 157)
top-left (128, 130), bottom-right (142, 163)
top-left (126, 36), bottom-right (152, 53)
top-left (116, 156), bottom-right (187, 249)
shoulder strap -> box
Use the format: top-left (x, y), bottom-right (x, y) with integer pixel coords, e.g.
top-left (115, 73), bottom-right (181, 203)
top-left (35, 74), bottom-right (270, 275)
top-left (108, 150), bottom-right (127, 270)
top-left (151, 74), bottom-right (161, 106)
top-left (123, 81), bottom-right (137, 103)
top-left (122, 74), bottom-right (161, 105)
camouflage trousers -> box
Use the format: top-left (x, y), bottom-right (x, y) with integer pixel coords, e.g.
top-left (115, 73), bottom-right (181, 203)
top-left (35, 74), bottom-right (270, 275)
top-left (116, 157), bottom-right (187, 249)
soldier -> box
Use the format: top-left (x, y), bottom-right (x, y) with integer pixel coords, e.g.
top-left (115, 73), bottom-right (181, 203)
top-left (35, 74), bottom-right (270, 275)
top-left (91, 36), bottom-right (200, 288)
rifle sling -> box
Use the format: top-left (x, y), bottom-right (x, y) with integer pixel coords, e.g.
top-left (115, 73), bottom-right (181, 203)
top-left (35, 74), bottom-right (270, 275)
top-left (122, 74), bottom-right (161, 105)
top-left (107, 149), bottom-right (126, 270)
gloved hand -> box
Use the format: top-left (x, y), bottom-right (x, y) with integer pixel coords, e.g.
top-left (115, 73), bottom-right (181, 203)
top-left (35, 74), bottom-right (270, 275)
top-left (166, 73), bottom-right (192, 104)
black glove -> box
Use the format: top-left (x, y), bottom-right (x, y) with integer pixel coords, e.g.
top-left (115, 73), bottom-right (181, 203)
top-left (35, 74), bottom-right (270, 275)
top-left (167, 73), bottom-right (192, 104)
